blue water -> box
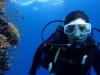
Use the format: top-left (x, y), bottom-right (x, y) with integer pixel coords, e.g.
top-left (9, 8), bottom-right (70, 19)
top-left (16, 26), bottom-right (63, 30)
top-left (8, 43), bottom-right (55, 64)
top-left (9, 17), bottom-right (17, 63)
top-left (3, 0), bottom-right (100, 75)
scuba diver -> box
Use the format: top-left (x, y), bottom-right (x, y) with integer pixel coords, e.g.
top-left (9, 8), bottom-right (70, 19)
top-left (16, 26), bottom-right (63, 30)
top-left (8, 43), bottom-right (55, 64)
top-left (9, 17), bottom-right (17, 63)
top-left (29, 10), bottom-right (100, 75)
top-left (0, 18), bottom-right (20, 75)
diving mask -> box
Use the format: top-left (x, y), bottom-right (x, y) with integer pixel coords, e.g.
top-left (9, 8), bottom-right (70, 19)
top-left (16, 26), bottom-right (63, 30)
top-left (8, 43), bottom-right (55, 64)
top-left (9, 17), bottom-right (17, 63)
top-left (64, 23), bottom-right (91, 35)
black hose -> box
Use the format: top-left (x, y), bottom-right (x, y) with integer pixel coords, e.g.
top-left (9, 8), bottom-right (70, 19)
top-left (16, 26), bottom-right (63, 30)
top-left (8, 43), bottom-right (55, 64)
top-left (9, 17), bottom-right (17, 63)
top-left (41, 20), bottom-right (64, 42)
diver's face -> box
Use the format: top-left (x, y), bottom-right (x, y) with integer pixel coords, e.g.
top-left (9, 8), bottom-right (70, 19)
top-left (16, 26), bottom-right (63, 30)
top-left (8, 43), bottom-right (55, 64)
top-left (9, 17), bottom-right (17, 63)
top-left (64, 18), bottom-right (91, 43)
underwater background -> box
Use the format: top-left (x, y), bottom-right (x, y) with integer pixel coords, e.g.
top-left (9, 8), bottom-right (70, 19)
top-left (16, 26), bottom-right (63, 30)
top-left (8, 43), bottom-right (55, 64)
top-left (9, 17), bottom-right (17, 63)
top-left (3, 0), bottom-right (100, 75)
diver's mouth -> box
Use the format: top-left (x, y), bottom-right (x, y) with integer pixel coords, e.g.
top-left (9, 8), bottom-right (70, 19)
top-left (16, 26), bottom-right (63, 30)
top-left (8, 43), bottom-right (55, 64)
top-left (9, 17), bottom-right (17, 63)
top-left (74, 38), bottom-right (84, 43)
top-left (74, 37), bottom-right (86, 43)
top-left (74, 38), bottom-right (81, 40)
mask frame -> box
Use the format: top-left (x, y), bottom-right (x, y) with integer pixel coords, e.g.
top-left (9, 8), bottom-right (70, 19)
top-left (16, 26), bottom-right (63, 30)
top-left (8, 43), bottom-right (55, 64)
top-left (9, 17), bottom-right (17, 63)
top-left (64, 23), bottom-right (91, 35)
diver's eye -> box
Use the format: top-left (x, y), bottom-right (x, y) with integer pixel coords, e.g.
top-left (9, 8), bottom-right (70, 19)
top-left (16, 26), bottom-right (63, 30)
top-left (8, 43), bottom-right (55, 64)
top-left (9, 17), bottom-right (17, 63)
top-left (78, 24), bottom-right (86, 32)
top-left (66, 25), bottom-right (75, 33)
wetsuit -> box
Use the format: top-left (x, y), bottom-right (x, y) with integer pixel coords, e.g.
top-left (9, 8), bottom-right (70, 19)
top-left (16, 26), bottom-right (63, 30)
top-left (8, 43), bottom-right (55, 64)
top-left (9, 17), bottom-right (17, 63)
top-left (29, 26), bottom-right (100, 75)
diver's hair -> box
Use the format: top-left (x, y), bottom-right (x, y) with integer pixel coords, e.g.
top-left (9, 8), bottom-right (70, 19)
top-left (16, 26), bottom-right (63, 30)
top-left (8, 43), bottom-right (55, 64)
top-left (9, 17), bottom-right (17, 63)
top-left (64, 10), bottom-right (89, 25)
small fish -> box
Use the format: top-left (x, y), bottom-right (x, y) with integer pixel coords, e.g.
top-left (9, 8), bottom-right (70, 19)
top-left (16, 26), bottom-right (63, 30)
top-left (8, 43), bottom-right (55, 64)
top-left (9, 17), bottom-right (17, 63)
top-left (16, 9), bottom-right (20, 13)
top-left (20, 16), bottom-right (24, 20)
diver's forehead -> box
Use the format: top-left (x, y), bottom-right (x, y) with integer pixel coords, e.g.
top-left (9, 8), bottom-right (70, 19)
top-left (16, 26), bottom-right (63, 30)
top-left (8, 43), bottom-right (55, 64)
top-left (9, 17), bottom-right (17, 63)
top-left (68, 18), bottom-right (87, 25)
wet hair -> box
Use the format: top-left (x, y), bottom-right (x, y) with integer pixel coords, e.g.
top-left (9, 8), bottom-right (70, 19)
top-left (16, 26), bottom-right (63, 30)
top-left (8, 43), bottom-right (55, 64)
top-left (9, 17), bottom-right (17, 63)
top-left (64, 10), bottom-right (89, 25)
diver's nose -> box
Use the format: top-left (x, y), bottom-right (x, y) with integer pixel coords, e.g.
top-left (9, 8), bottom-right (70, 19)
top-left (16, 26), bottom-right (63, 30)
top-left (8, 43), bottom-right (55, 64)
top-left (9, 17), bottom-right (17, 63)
top-left (73, 26), bottom-right (81, 37)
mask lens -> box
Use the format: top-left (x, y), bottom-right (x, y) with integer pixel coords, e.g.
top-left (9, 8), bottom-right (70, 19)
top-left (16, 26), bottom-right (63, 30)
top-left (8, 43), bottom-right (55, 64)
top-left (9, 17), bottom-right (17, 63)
top-left (66, 25), bottom-right (75, 33)
top-left (79, 24), bottom-right (86, 32)
top-left (78, 23), bottom-right (91, 34)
